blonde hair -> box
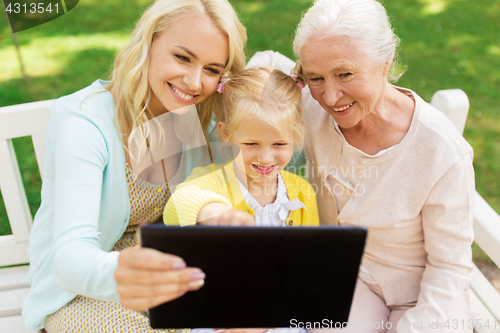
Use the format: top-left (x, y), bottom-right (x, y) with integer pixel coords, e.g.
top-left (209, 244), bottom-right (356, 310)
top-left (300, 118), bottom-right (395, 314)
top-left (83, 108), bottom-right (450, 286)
top-left (220, 67), bottom-right (305, 151)
top-left (105, 0), bottom-right (247, 148)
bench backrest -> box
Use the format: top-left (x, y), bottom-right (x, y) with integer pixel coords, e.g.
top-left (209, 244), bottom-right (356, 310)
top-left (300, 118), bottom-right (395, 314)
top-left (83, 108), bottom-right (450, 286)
top-left (0, 100), bottom-right (54, 267)
top-left (0, 89), bottom-right (475, 268)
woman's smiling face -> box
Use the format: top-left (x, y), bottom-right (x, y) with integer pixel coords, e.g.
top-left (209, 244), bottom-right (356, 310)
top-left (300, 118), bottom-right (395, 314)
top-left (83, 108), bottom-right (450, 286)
top-left (148, 13), bottom-right (229, 116)
top-left (300, 38), bottom-right (389, 129)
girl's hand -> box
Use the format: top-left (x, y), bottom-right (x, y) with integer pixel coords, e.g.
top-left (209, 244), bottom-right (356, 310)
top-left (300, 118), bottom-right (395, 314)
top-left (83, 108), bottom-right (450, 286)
top-left (198, 203), bottom-right (255, 226)
top-left (115, 246), bottom-right (205, 311)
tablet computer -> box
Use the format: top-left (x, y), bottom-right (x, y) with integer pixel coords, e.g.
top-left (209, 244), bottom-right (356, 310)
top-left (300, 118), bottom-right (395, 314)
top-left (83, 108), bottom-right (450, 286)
top-left (140, 224), bottom-right (367, 329)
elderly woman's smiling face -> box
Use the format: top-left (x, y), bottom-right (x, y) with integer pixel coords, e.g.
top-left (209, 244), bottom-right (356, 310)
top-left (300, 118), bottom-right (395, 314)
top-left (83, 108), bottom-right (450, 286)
top-left (300, 37), bottom-right (390, 129)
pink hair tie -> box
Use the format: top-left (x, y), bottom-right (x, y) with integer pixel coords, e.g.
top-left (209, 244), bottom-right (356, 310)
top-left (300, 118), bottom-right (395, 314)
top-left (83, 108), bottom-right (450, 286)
top-left (289, 72), bottom-right (305, 90)
top-left (216, 78), bottom-right (230, 93)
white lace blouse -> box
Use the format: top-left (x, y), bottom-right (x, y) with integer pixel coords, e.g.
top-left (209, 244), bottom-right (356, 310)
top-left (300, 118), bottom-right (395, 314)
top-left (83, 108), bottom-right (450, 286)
top-left (237, 173), bottom-right (306, 227)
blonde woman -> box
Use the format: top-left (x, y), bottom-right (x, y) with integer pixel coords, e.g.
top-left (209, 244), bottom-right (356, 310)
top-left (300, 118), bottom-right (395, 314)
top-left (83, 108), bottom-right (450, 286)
top-left (22, 0), bottom-right (246, 331)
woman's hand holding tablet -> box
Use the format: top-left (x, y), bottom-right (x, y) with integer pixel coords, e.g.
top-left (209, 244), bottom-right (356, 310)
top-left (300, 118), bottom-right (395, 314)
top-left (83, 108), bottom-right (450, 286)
top-left (115, 246), bottom-right (206, 311)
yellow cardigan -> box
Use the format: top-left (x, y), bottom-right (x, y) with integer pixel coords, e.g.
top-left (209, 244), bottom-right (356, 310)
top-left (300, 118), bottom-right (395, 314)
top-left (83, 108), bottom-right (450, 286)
top-left (163, 161), bottom-right (319, 227)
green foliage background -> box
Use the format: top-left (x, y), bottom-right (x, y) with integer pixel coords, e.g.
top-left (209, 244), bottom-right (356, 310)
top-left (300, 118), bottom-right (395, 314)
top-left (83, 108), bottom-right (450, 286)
top-left (0, 0), bottom-right (499, 256)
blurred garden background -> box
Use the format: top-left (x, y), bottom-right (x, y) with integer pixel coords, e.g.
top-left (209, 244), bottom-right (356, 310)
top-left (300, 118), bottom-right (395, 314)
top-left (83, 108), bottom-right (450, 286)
top-left (0, 0), bottom-right (499, 285)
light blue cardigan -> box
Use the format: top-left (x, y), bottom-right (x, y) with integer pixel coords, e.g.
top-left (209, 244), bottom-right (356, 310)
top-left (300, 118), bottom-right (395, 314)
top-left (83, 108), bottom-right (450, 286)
top-left (23, 80), bottom-right (131, 330)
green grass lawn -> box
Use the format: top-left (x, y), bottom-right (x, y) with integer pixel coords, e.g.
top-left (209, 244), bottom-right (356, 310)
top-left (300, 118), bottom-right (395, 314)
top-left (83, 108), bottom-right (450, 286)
top-left (1, 0), bottom-right (499, 248)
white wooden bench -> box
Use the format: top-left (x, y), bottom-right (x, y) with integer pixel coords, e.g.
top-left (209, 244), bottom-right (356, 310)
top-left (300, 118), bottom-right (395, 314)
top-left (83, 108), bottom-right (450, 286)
top-left (431, 91), bottom-right (500, 332)
top-left (0, 91), bottom-right (499, 332)
top-left (0, 99), bottom-right (54, 333)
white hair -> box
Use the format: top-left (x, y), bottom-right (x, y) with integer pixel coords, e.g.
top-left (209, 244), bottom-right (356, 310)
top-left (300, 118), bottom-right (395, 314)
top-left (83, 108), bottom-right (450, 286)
top-left (293, 0), bottom-right (404, 82)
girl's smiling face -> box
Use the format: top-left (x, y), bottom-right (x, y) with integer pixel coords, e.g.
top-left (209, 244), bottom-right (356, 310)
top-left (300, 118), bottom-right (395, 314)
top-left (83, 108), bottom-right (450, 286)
top-left (219, 117), bottom-right (295, 187)
top-left (148, 13), bottom-right (229, 117)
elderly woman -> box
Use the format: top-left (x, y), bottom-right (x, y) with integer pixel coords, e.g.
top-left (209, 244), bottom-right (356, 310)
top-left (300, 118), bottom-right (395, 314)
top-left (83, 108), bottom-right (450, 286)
top-left (248, 0), bottom-right (474, 332)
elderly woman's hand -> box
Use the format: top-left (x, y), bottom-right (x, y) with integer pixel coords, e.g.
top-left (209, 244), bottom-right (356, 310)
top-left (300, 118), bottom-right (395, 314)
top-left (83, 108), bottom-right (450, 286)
top-left (115, 246), bottom-right (205, 311)
top-left (197, 203), bottom-right (256, 226)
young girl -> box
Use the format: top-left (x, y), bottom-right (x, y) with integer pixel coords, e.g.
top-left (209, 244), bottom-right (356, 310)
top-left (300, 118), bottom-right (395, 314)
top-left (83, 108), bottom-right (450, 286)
top-left (164, 66), bottom-right (319, 229)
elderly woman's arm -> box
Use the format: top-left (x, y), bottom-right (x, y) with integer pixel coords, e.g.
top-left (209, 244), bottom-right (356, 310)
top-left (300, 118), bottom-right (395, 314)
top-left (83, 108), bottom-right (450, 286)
top-left (399, 151), bottom-right (475, 331)
top-left (245, 50), bottom-right (295, 73)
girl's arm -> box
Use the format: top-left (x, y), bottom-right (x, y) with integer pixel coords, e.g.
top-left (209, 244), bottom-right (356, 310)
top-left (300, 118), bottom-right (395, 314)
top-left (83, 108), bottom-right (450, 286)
top-left (197, 203), bottom-right (254, 226)
top-left (164, 169), bottom-right (254, 226)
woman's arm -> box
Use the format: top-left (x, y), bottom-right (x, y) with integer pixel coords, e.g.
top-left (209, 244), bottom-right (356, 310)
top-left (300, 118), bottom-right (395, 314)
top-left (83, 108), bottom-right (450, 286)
top-left (398, 151), bottom-right (475, 331)
top-left (48, 105), bottom-right (121, 301)
top-left (48, 101), bottom-right (205, 305)
top-left (246, 50), bottom-right (296, 73)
